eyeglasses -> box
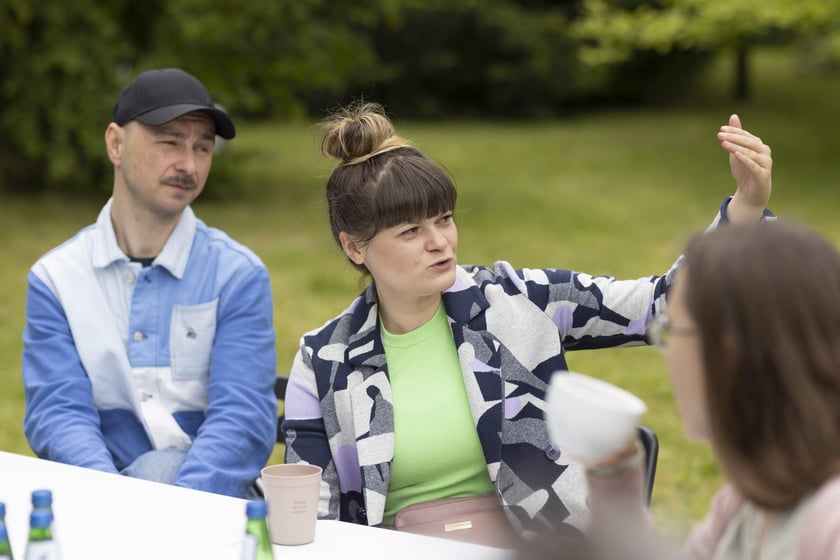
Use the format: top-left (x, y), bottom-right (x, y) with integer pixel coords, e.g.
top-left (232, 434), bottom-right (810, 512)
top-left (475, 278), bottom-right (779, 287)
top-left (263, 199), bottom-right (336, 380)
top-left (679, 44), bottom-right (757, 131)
top-left (646, 314), bottom-right (697, 350)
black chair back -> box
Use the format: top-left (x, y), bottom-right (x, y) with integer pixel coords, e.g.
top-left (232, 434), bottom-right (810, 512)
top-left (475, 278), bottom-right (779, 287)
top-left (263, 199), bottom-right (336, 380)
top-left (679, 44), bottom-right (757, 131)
top-left (638, 425), bottom-right (659, 505)
top-left (275, 375), bottom-right (289, 444)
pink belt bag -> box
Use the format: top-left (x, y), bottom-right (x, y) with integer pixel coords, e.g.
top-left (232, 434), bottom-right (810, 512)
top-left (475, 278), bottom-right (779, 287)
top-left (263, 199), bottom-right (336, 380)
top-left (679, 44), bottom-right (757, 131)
top-left (393, 494), bottom-right (519, 549)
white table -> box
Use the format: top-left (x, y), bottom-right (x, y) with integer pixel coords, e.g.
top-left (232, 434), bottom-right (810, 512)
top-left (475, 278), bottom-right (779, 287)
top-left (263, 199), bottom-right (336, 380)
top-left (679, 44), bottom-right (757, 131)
top-left (0, 451), bottom-right (514, 560)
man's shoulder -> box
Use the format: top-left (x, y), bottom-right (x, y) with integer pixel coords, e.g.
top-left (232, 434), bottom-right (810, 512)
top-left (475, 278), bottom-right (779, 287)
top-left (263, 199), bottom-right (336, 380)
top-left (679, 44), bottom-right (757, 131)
top-left (192, 219), bottom-right (267, 270)
top-left (31, 223), bottom-right (97, 274)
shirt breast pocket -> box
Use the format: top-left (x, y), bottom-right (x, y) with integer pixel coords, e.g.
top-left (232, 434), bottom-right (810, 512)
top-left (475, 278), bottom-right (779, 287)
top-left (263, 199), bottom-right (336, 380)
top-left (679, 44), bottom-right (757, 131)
top-left (170, 299), bottom-right (218, 380)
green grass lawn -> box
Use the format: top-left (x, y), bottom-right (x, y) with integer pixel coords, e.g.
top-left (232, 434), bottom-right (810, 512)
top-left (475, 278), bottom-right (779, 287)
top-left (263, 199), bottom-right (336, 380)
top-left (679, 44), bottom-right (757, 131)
top-left (1, 47), bottom-right (838, 537)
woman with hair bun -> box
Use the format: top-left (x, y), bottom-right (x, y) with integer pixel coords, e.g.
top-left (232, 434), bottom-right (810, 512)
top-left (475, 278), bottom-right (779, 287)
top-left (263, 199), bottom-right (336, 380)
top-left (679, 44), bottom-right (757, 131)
top-left (282, 102), bottom-right (774, 546)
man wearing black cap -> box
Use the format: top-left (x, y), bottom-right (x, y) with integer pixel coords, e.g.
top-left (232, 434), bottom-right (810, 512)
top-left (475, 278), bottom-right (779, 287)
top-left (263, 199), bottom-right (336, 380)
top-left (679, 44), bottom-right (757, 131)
top-left (21, 68), bottom-right (278, 498)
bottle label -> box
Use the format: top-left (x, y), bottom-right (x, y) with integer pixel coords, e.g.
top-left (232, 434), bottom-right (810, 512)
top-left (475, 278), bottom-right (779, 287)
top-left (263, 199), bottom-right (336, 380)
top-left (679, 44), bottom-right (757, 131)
top-left (24, 540), bottom-right (61, 560)
top-left (241, 534), bottom-right (257, 560)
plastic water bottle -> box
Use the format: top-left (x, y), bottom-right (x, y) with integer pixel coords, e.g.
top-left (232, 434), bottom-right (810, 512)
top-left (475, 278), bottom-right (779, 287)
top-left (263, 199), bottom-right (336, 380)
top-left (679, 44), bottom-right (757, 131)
top-left (241, 500), bottom-right (274, 560)
top-left (0, 502), bottom-right (12, 560)
top-left (29, 491), bottom-right (56, 542)
top-left (24, 510), bottom-right (60, 560)
top-left (29, 492), bottom-right (51, 521)
top-left (0, 524), bottom-right (13, 560)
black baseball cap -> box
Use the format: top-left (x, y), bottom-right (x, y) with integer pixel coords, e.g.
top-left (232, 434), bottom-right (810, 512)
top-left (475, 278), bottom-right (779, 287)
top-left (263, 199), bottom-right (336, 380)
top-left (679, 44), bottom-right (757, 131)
top-left (112, 68), bottom-right (235, 139)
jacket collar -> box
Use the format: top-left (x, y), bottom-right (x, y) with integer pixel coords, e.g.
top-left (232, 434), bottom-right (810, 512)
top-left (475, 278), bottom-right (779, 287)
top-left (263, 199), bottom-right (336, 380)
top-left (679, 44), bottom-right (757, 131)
top-left (343, 265), bottom-right (490, 368)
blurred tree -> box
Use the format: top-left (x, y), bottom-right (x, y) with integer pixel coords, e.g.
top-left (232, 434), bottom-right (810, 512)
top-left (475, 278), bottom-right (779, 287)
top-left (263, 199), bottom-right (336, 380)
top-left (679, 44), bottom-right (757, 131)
top-left (0, 1), bottom-right (128, 195)
top-left (9, 0), bottom-right (836, 196)
top-left (365, 0), bottom-right (582, 118)
top-left (141, 0), bottom-right (385, 119)
top-left (0, 0), bottom-right (386, 195)
top-left (572, 0), bottom-right (840, 100)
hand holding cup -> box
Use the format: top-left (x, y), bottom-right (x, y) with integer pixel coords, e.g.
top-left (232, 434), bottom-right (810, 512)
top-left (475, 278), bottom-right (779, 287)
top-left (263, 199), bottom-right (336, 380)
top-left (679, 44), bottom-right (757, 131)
top-left (544, 371), bottom-right (646, 464)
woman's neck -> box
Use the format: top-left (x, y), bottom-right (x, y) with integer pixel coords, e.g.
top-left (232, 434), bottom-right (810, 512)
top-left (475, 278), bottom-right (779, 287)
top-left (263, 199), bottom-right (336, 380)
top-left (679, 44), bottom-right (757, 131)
top-left (378, 293), bottom-right (442, 335)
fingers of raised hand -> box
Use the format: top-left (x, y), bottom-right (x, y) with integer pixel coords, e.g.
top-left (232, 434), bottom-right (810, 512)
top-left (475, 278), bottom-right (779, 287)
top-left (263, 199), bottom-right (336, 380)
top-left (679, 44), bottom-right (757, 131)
top-left (718, 126), bottom-right (766, 148)
top-left (734, 149), bottom-right (773, 177)
top-left (720, 133), bottom-right (771, 165)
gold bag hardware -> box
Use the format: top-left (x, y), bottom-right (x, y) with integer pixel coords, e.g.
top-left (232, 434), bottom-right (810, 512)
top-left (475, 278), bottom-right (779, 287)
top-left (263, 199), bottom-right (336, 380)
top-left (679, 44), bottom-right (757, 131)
top-left (394, 494), bottom-right (519, 549)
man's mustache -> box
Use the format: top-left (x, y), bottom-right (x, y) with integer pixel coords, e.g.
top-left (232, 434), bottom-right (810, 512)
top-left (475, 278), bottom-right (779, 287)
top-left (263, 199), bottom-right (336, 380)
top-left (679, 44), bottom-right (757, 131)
top-left (161, 175), bottom-right (197, 189)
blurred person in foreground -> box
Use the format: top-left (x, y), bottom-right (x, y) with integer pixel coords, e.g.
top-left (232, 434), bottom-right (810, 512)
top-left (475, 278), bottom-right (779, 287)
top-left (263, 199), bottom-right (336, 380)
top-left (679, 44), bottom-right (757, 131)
top-left (576, 220), bottom-right (840, 559)
top-left (281, 101), bottom-right (773, 545)
top-left (22, 68), bottom-right (277, 498)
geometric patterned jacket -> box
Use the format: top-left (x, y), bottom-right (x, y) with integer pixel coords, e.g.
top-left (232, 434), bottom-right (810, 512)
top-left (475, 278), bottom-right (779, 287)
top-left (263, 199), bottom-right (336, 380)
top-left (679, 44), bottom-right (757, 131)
top-left (283, 259), bottom-right (673, 536)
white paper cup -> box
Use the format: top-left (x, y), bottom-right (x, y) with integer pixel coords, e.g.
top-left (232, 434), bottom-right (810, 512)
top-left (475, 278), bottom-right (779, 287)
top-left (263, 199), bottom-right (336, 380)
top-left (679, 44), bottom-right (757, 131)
top-left (545, 371), bottom-right (646, 462)
top-left (260, 463), bottom-right (322, 545)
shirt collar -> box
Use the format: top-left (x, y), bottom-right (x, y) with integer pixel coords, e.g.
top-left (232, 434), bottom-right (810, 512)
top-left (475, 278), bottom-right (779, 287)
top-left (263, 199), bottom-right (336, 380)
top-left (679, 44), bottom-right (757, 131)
top-left (91, 198), bottom-right (196, 279)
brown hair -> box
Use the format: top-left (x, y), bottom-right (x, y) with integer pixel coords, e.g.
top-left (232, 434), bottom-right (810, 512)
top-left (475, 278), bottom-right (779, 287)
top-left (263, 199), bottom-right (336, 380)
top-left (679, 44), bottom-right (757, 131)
top-left (682, 219), bottom-right (840, 509)
top-left (319, 102), bottom-right (457, 274)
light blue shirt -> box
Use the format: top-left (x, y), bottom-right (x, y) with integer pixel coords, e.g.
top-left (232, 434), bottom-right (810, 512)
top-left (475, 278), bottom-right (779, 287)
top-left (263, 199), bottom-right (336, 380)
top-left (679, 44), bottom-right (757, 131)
top-left (23, 199), bottom-right (278, 497)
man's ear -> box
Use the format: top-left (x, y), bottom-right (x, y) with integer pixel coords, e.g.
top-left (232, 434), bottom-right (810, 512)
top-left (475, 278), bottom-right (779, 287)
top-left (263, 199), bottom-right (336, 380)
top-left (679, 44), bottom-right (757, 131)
top-left (104, 123), bottom-right (125, 166)
top-left (339, 231), bottom-right (365, 265)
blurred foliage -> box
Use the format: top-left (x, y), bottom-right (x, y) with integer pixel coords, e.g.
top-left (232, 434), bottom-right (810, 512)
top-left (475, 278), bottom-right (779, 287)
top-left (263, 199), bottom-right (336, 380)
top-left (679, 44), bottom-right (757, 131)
top-left (0, 1), bottom-right (127, 196)
top-left (142, 0), bottom-right (384, 120)
top-left (574, 0), bottom-right (840, 61)
top-left (2, 0), bottom-right (840, 196)
top-left (364, 0), bottom-right (582, 118)
top-left (573, 0), bottom-right (840, 98)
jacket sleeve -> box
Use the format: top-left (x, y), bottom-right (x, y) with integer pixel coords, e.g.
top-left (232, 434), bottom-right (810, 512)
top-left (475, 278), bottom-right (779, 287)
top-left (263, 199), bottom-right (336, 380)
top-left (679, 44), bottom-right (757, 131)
top-left (22, 271), bottom-right (118, 473)
top-left (491, 259), bottom-right (667, 352)
top-left (500, 201), bottom-right (758, 352)
top-left (283, 344), bottom-right (342, 521)
top-left (173, 265), bottom-right (278, 497)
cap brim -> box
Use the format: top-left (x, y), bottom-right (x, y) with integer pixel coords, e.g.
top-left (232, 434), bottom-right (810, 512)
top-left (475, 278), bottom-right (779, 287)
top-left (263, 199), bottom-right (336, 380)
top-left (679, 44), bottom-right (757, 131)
top-left (134, 104), bottom-right (236, 139)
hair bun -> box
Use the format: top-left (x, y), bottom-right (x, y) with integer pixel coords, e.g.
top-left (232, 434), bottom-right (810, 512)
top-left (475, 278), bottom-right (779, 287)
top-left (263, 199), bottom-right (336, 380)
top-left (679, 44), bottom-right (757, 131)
top-left (320, 102), bottom-right (409, 164)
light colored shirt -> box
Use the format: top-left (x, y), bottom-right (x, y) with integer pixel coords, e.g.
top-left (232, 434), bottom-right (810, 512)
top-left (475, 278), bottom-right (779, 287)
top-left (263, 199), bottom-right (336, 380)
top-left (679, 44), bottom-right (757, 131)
top-left (585, 452), bottom-right (840, 560)
top-left (23, 199), bottom-right (277, 497)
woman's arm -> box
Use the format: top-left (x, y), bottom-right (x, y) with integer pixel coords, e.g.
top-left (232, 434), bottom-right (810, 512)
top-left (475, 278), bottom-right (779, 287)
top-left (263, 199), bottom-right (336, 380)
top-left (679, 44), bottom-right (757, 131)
top-left (283, 346), bottom-right (343, 520)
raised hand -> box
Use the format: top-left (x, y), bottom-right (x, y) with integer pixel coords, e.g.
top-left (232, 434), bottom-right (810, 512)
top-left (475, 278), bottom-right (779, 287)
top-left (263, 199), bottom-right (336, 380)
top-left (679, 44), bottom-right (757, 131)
top-left (718, 114), bottom-right (772, 223)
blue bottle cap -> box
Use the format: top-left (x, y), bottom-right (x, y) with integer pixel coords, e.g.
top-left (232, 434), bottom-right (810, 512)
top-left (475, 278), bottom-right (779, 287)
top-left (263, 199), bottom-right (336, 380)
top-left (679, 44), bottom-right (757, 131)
top-left (0, 501), bottom-right (5, 517)
top-left (31, 489), bottom-right (53, 507)
top-left (246, 500), bottom-right (268, 518)
top-left (30, 509), bottom-right (52, 528)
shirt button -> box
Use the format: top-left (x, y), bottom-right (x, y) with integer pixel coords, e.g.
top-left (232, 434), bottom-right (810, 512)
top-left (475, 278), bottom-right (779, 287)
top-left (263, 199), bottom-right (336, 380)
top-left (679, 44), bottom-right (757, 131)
top-left (133, 331), bottom-right (144, 342)
top-left (124, 271), bottom-right (136, 285)
top-left (544, 444), bottom-right (561, 461)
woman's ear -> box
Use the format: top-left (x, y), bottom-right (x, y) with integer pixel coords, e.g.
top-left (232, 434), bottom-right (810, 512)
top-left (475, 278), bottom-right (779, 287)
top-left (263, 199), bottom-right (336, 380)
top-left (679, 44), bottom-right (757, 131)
top-left (339, 231), bottom-right (365, 265)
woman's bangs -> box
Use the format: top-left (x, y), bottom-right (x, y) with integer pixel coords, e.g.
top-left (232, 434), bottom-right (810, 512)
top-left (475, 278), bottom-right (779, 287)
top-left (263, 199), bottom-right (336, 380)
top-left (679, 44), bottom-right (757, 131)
top-left (372, 164), bottom-right (456, 231)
